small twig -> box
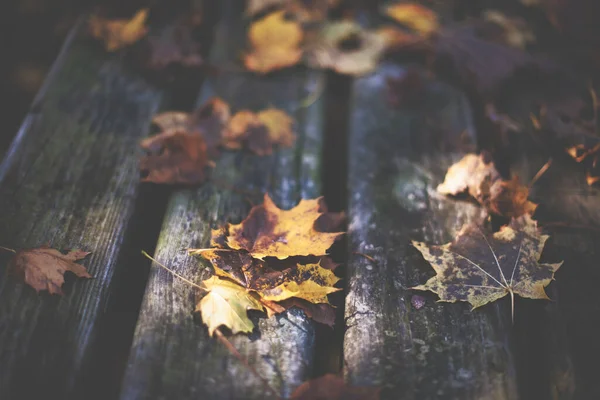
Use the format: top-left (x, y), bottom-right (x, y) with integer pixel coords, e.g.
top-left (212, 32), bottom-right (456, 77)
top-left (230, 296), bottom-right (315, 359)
top-left (353, 252), bottom-right (377, 264)
top-left (0, 246), bottom-right (16, 254)
top-left (141, 250), bottom-right (206, 291)
top-left (214, 328), bottom-right (282, 400)
top-left (528, 158), bottom-right (553, 189)
top-left (187, 248), bottom-right (235, 255)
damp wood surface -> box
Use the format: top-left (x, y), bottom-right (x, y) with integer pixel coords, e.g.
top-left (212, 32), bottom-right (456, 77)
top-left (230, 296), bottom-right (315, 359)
top-left (119, 2), bottom-right (325, 399)
top-left (0, 20), bottom-right (165, 399)
top-left (343, 62), bottom-right (519, 400)
top-left (503, 92), bottom-right (600, 399)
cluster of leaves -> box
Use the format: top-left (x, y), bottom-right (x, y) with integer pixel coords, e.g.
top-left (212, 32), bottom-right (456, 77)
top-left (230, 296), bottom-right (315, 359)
top-left (88, 8), bottom-right (204, 72)
top-left (189, 194), bottom-right (345, 335)
top-left (412, 151), bottom-right (562, 318)
top-left (140, 97), bottom-right (296, 184)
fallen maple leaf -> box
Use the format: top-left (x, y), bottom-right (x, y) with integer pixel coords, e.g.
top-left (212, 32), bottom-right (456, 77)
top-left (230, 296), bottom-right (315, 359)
top-left (153, 97), bottom-right (231, 151)
top-left (8, 246), bottom-right (92, 295)
top-left (199, 250), bottom-right (340, 305)
top-left (88, 8), bottom-right (149, 52)
top-left (244, 10), bottom-right (304, 74)
top-left (256, 262), bottom-right (341, 304)
top-left (139, 130), bottom-right (210, 185)
top-left (383, 3), bottom-right (439, 37)
top-left (277, 298), bottom-right (336, 326)
top-left (290, 374), bottom-right (380, 400)
top-left (198, 276), bottom-right (264, 336)
top-left (246, 0), bottom-right (338, 22)
top-left (438, 153), bottom-right (537, 218)
top-left (224, 108), bottom-right (296, 155)
top-left (225, 194), bottom-right (344, 260)
top-left (412, 215), bottom-right (563, 319)
top-left (305, 21), bottom-right (415, 76)
top-left (482, 10), bottom-right (536, 49)
top-left (139, 12), bottom-right (204, 70)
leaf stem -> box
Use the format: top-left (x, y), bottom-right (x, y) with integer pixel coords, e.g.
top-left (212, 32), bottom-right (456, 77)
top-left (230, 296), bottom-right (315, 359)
top-left (528, 158), bottom-right (553, 189)
top-left (141, 250), bottom-right (206, 291)
top-left (0, 245), bottom-right (16, 254)
top-left (214, 328), bottom-right (282, 400)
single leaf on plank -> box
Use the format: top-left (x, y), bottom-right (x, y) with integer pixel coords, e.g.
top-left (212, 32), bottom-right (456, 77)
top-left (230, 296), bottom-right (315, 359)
top-left (225, 194), bottom-right (344, 260)
top-left (305, 20), bottom-right (416, 76)
top-left (8, 246), bottom-right (92, 295)
top-left (244, 10), bottom-right (304, 74)
top-left (383, 3), bottom-right (439, 36)
top-left (88, 8), bottom-right (149, 51)
top-left (290, 373), bottom-right (380, 400)
top-left (224, 108), bottom-right (296, 155)
top-left (482, 10), bottom-right (536, 49)
top-left (138, 12), bottom-right (204, 70)
top-left (246, 0), bottom-right (338, 22)
top-left (412, 215), bottom-right (563, 319)
top-left (139, 130), bottom-right (210, 185)
top-left (437, 153), bottom-right (537, 218)
top-left (198, 276), bottom-right (264, 336)
top-left (255, 262), bottom-right (341, 304)
top-left (152, 97), bottom-right (231, 150)
top-left (277, 298), bottom-right (336, 327)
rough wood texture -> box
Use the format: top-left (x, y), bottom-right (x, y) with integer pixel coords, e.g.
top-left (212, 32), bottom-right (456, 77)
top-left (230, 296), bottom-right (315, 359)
top-left (120, 4), bottom-right (325, 399)
top-left (343, 63), bottom-right (518, 399)
top-left (0, 21), bottom-right (164, 399)
top-left (501, 93), bottom-right (596, 399)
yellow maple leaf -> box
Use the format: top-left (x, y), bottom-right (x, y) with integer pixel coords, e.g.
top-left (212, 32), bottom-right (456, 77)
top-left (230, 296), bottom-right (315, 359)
top-left (197, 276), bottom-right (264, 336)
top-left (244, 10), bottom-right (304, 74)
top-left (256, 263), bottom-right (341, 304)
top-left (384, 3), bottom-right (439, 37)
top-left (88, 8), bottom-right (150, 52)
top-left (227, 194), bottom-right (344, 260)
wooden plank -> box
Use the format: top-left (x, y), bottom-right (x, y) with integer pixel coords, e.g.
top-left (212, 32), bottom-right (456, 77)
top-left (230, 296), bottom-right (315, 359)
top-left (0, 20), bottom-right (165, 399)
top-left (500, 93), bottom-right (596, 399)
top-left (120, 3), bottom-right (325, 399)
top-left (343, 63), bottom-right (519, 399)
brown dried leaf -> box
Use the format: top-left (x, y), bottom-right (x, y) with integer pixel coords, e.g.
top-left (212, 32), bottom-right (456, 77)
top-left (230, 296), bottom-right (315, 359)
top-left (139, 130), bottom-right (210, 185)
top-left (246, 0), bottom-right (338, 22)
top-left (438, 153), bottom-right (537, 218)
top-left (482, 10), bottom-right (535, 49)
top-left (291, 374), bottom-right (380, 400)
top-left (141, 12), bottom-right (203, 70)
top-left (88, 9), bottom-right (149, 51)
top-left (383, 3), bottom-right (439, 37)
top-left (226, 194), bottom-right (344, 260)
top-left (244, 11), bottom-right (303, 74)
top-left (277, 298), bottom-right (336, 327)
top-left (306, 21), bottom-right (416, 76)
top-left (224, 108), bottom-right (296, 155)
top-left (8, 246), bottom-right (92, 295)
top-left (412, 215), bottom-right (563, 316)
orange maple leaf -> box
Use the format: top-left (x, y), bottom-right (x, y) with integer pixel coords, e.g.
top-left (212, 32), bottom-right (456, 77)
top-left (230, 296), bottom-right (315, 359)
top-left (88, 9), bottom-right (149, 52)
top-left (139, 130), bottom-right (211, 184)
top-left (8, 246), bottom-right (92, 295)
top-left (226, 194), bottom-right (344, 260)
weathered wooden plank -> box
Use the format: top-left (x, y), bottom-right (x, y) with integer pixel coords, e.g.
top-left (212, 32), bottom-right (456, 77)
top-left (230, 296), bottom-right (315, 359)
top-left (120, 3), bottom-right (325, 399)
top-left (343, 63), bottom-right (518, 399)
top-left (501, 94), bottom-right (597, 399)
top-left (0, 20), bottom-right (165, 399)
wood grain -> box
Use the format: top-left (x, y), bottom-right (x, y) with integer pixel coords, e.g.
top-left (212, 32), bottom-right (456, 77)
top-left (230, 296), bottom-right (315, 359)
top-left (343, 63), bottom-right (519, 399)
top-left (120, 3), bottom-right (325, 399)
top-left (0, 20), bottom-right (165, 399)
